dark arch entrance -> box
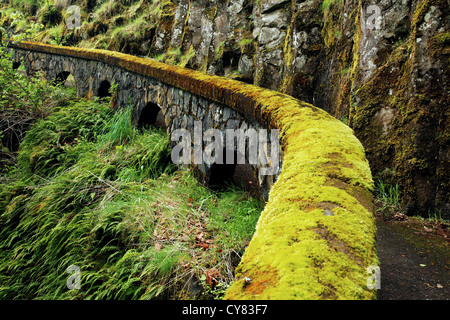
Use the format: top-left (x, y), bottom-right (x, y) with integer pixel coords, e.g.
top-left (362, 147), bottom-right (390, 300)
top-left (55, 71), bottom-right (70, 84)
top-left (12, 62), bottom-right (21, 70)
top-left (138, 102), bottom-right (165, 129)
top-left (98, 80), bottom-right (111, 99)
top-left (208, 149), bottom-right (237, 190)
top-left (53, 71), bottom-right (75, 87)
top-left (208, 149), bottom-right (261, 198)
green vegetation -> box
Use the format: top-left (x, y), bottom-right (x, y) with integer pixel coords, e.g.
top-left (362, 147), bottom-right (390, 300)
top-left (375, 178), bottom-right (448, 224)
top-left (322, 0), bottom-right (341, 12)
top-left (0, 0), bottom-right (251, 75)
top-left (38, 3), bottom-right (62, 26)
top-left (0, 47), bottom-right (263, 299)
top-left (375, 179), bottom-right (400, 210)
top-left (374, 179), bottom-right (401, 219)
top-left (0, 48), bottom-right (71, 171)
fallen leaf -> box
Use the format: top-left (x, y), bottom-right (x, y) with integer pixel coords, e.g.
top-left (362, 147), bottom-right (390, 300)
top-left (195, 232), bottom-right (203, 242)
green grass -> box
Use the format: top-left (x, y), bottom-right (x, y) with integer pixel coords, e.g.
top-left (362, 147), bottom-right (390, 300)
top-left (374, 179), bottom-right (401, 219)
top-left (376, 179), bottom-right (400, 207)
top-left (426, 209), bottom-right (446, 223)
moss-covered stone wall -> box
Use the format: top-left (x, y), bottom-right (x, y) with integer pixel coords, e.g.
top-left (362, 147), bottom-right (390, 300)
top-left (8, 40), bottom-right (378, 299)
top-left (2, 0), bottom-right (447, 219)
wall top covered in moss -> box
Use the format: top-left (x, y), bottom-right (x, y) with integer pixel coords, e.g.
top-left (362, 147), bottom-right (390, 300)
top-left (9, 40), bottom-right (378, 300)
top-left (10, 40), bottom-right (283, 129)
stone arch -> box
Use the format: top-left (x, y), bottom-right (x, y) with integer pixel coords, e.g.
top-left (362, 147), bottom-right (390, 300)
top-left (12, 61), bottom-right (21, 70)
top-left (53, 71), bottom-right (75, 88)
top-left (207, 148), bottom-right (260, 197)
top-left (138, 102), bottom-right (166, 129)
top-left (98, 80), bottom-right (111, 99)
top-left (208, 148), bottom-right (237, 190)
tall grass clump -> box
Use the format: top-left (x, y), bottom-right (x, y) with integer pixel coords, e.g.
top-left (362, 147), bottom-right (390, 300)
top-left (374, 178), bottom-right (402, 219)
top-left (97, 100), bottom-right (134, 148)
top-left (375, 179), bottom-right (400, 208)
top-left (11, 0), bottom-right (40, 15)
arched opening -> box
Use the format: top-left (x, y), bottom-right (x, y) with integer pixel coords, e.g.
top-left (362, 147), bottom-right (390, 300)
top-left (208, 149), bottom-right (237, 191)
top-left (12, 62), bottom-right (21, 70)
top-left (138, 102), bottom-right (166, 129)
top-left (208, 148), bottom-right (261, 198)
top-left (53, 71), bottom-right (75, 87)
top-left (98, 80), bottom-right (111, 99)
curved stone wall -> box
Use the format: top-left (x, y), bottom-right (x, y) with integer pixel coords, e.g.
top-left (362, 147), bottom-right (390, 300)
top-left (9, 41), bottom-right (378, 299)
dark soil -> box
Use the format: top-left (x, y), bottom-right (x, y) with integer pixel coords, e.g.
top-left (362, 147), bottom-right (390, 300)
top-left (376, 216), bottom-right (450, 300)
top-left (230, 166), bottom-right (450, 300)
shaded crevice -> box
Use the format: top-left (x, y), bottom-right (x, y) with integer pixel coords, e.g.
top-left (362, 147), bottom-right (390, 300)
top-left (138, 102), bottom-right (165, 129)
top-left (53, 71), bottom-right (71, 86)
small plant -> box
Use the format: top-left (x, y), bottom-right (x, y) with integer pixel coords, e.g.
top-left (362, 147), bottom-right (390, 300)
top-left (238, 38), bottom-right (253, 48)
top-left (334, 30), bottom-right (342, 39)
top-left (178, 45), bottom-right (195, 68)
top-left (322, 0), bottom-right (343, 12)
top-left (215, 41), bottom-right (226, 59)
top-left (427, 209), bottom-right (444, 223)
top-left (340, 116), bottom-right (348, 125)
top-left (199, 274), bottom-right (229, 300)
top-left (322, 0), bottom-right (335, 12)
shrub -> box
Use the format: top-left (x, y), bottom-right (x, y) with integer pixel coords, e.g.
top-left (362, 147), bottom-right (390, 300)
top-left (39, 4), bottom-right (62, 26)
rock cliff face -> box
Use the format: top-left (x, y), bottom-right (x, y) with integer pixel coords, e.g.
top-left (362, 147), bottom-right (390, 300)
top-left (141, 0), bottom-right (448, 219)
top-left (5, 0), bottom-right (448, 218)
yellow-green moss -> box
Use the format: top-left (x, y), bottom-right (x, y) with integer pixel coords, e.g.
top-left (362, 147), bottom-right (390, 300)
top-left (225, 103), bottom-right (377, 300)
top-left (8, 40), bottom-right (378, 299)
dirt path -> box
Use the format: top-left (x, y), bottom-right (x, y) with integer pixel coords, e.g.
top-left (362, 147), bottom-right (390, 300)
top-left (376, 218), bottom-right (449, 300)
top-left (213, 165), bottom-right (449, 300)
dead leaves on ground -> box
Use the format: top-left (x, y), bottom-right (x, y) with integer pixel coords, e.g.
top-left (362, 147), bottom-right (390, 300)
top-left (138, 192), bottom-right (236, 291)
top-left (149, 198), bottom-right (223, 256)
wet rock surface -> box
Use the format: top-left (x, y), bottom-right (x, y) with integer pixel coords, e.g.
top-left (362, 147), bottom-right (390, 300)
top-left (25, 0), bottom-right (446, 219)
